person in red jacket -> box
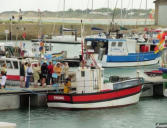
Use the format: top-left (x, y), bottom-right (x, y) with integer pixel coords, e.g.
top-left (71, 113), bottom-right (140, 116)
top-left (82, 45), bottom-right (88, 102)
top-left (47, 61), bottom-right (54, 85)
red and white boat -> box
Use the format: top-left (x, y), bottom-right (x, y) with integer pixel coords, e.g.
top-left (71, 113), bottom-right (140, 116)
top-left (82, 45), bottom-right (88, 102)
top-left (137, 70), bottom-right (167, 83)
top-left (47, 23), bottom-right (143, 109)
top-left (0, 57), bottom-right (38, 81)
top-left (47, 66), bottom-right (143, 109)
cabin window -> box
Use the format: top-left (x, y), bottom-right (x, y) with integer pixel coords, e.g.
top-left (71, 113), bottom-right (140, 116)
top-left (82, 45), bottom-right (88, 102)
top-left (118, 42), bottom-right (123, 47)
top-left (111, 42), bottom-right (116, 47)
top-left (6, 60), bottom-right (13, 69)
top-left (0, 60), bottom-right (5, 67)
top-left (81, 71), bottom-right (85, 77)
top-left (13, 61), bottom-right (18, 69)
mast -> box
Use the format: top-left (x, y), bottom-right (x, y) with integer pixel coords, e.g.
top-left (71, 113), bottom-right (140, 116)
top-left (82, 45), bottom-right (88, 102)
top-left (62, 0), bottom-right (65, 35)
top-left (108, 0), bottom-right (109, 9)
top-left (107, 0), bottom-right (110, 33)
top-left (121, 0), bottom-right (123, 26)
top-left (144, 0), bottom-right (148, 26)
top-left (111, 0), bottom-right (119, 30)
top-left (81, 20), bottom-right (84, 69)
top-left (92, 0), bottom-right (93, 10)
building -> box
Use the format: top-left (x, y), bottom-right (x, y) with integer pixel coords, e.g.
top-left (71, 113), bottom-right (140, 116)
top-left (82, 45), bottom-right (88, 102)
top-left (154, 0), bottom-right (167, 26)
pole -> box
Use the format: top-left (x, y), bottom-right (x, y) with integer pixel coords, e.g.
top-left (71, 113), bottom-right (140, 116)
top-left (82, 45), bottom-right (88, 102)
top-left (10, 20), bottom-right (12, 40)
top-left (28, 96), bottom-right (31, 128)
top-left (6, 33), bottom-right (8, 42)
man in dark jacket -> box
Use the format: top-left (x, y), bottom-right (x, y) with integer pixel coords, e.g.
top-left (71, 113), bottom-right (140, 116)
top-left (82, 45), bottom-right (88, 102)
top-left (20, 61), bottom-right (25, 88)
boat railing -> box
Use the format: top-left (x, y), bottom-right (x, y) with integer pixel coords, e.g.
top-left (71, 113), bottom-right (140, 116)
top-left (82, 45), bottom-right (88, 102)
top-left (113, 78), bottom-right (143, 90)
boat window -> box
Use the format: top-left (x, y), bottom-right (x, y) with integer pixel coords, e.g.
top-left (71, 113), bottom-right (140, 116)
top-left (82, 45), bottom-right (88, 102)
top-left (87, 41), bottom-right (92, 46)
top-left (81, 71), bottom-right (85, 77)
top-left (0, 60), bottom-right (5, 67)
top-left (13, 61), bottom-right (19, 69)
top-left (118, 42), bottom-right (123, 47)
top-left (6, 60), bottom-right (13, 69)
top-left (111, 42), bottom-right (116, 47)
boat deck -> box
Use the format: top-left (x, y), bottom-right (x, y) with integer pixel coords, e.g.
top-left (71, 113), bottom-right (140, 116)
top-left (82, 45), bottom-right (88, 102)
top-left (0, 84), bottom-right (77, 95)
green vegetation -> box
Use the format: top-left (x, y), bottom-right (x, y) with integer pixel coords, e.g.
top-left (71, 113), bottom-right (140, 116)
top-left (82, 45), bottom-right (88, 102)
top-left (0, 8), bottom-right (153, 19)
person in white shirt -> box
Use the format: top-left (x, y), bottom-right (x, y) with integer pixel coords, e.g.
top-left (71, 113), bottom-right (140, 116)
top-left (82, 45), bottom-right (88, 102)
top-left (1, 71), bottom-right (7, 89)
top-left (25, 63), bottom-right (33, 88)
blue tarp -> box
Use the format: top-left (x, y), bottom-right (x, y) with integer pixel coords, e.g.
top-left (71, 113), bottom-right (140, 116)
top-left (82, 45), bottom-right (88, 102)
top-left (91, 27), bottom-right (104, 31)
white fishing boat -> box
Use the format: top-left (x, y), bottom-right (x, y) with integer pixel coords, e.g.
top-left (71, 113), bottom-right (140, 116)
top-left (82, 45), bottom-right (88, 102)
top-left (84, 37), bottom-right (160, 67)
top-left (137, 70), bottom-right (166, 83)
top-left (0, 122), bottom-right (16, 128)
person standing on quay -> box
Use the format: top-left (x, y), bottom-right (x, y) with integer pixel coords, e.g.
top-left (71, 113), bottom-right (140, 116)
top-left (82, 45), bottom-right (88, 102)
top-left (53, 62), bottom-right (62, 83)
top-left (0, 63), bottom-right (7, 89)
top-left (41, 62), bottom-right (48, 87)
top-left (25, 63), bottom-right (33, 88)
top-left (33, 64), bottom-right (41, 88)
top-left (20, 61), bottom-right (25, 88)
top-left (47, 61), bottom-right (53, 86)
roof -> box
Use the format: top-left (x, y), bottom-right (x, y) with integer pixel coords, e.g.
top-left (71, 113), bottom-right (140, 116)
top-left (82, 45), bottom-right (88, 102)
top-left (85, 38), bottom-right (108, 42)
top-left (85, 38), bottom-right (126, 42)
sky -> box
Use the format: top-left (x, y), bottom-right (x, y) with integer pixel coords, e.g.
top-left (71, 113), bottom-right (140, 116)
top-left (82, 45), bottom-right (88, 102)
top-left (0, 0), bottom-right (155, 12)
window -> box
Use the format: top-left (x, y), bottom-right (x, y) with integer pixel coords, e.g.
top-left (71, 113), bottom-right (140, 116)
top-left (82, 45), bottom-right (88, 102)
top-left (111, 42), bottom-right (116, 47)
top-left (6, 60), bottom-right (13, 69)
top-left (13, 61), bottom-right (18, 69)
top-left (118, 42), bottom-right (123, 47)
top-left (81, 71), bottom-right (85, 77)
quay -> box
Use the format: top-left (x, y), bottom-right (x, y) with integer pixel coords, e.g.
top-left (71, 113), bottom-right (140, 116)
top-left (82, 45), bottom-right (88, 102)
top-left (0, 82), bottom-right (165, 111)
top-left (0, 85), bottom-right (75, 111)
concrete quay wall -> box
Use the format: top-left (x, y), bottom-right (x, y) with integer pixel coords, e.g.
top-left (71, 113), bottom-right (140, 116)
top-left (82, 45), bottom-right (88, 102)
top-left (0, 95), bottom-right (20, 110)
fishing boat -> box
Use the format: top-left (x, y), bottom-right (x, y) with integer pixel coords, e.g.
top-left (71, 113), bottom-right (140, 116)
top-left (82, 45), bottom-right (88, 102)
top-left (47, 63), bottom-right (143, 109)
top-left (0, 57), bottom-right (38, 81)
top-left (47, 23), bottom-right (143, 109)
top-left (84, 37), bottom-right (161, 67)
top-left (137, 70), bottom-right (165, 83)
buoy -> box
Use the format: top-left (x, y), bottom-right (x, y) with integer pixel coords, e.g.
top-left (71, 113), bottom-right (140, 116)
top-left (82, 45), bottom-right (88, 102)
top-left (0, 122), bottom-right (16, 128)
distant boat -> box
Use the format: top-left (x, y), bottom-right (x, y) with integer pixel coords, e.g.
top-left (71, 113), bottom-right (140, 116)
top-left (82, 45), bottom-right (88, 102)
top-left (84, 37), bottom-right (161, 67)
top-left (31, 27), bottom-right (81, 44)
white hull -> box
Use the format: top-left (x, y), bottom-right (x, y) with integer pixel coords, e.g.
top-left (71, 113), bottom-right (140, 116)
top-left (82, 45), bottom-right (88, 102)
top-left (137, 70), bottom-right (167, 83)
top-left (102, 58), bottom-right (160, 68)
top-left (47, 93), bottom-right (140, 109)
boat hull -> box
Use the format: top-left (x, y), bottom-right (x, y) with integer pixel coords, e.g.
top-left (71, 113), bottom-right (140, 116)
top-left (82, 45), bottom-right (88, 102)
top-left (102, 57), bottom-right (160, 68)
top-left (47, 85), bottom-right (142, 109)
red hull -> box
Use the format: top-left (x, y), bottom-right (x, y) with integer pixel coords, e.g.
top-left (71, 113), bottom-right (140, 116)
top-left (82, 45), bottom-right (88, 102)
top-left (48, 85), bottom-right (142, 104)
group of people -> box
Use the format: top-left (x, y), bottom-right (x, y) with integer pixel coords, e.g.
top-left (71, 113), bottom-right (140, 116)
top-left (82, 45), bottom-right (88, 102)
top-left (20, 61), bottom-right (70, 89)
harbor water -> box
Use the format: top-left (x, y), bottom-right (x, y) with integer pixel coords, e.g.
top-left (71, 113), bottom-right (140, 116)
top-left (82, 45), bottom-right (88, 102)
top-left (0, 97), bottom-right (167, 128)
top-left (0, 41), bottom-right (165, 128)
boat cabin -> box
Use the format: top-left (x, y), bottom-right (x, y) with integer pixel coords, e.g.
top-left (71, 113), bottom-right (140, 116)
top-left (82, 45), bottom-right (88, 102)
top-left (85, 38), bottom-right (157, 57)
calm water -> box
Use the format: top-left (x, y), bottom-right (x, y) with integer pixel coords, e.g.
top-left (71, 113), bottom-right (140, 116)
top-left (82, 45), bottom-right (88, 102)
top-left (0, 41), bottom-right (165, 128)
top-left (0, 97), bottom-right (167, 128)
